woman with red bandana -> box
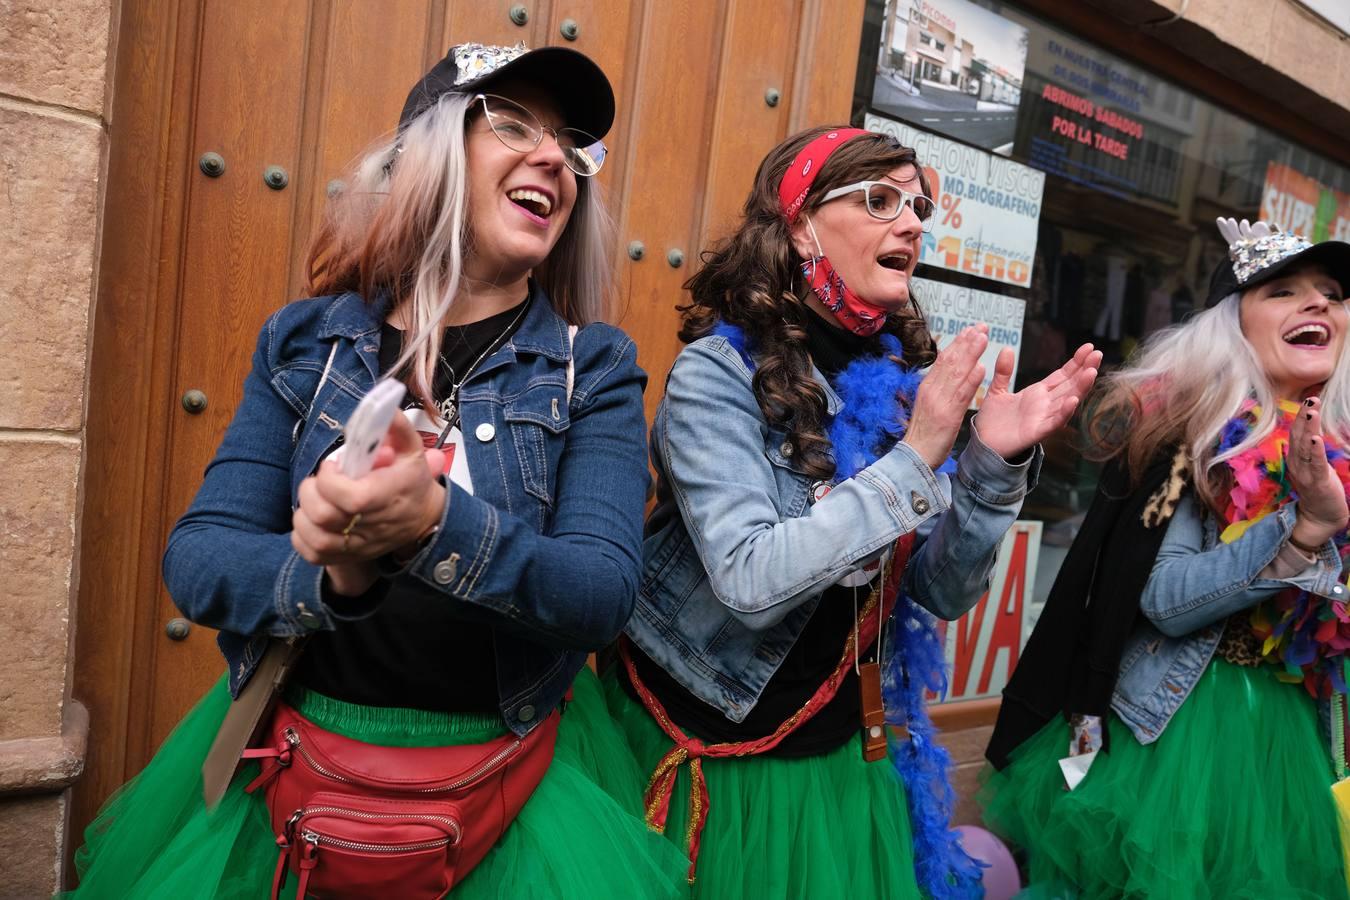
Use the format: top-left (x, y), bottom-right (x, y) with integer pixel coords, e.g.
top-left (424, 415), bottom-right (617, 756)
top-left (983, 218), bottom-right (1350, 898)
top-left (603, 126), bottom-right (1100, 898)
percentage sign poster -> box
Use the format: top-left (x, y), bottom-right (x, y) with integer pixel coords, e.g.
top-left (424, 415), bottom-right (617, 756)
top-left (864, 112), bottom-right (1045, 290)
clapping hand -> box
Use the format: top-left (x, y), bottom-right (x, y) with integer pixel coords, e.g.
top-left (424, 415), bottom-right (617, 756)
top-left (902, 325), bottom-right (991, 469)
top-left (1287, 396), bottom-right (1349, 548)
top-left (973, 343), bottom-right (1101, 460)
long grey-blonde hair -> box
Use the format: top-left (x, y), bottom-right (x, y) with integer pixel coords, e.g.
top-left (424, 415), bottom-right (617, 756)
top-left (1086, 288), bottom-right (1350, 509)
top-left (305, 92), bottom-right (615, 407)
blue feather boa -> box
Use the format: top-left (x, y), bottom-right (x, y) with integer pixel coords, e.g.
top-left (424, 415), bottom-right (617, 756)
top-left (711, 322), bottom-right (983, 898)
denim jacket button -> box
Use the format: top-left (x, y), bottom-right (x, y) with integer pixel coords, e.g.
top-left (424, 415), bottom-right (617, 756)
top-left (433, 558), bottom-right (458, 584)
top-left (1335, 585), bottom-right (1345, 596)
top-left (475, 422), bottom-right (496, 442)
top-left (518, 704), bottom-right (536, 722)
top-left (779, 441), bottom-right (793, 458)
top-left (910, 491), bottom-right (930, 515)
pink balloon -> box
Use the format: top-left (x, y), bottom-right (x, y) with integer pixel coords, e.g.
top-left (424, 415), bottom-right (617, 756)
top-left (956, 825), bottom-right (1022, 900)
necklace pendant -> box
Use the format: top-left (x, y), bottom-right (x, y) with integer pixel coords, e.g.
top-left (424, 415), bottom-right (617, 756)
top-left (438, 397), bottom-right (457, 425)
top-left (859, 660), bottom-right (889, 762)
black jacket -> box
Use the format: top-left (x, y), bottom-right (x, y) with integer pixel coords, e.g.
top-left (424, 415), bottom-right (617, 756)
top-left (987, 450), bottom-right (1184, 768)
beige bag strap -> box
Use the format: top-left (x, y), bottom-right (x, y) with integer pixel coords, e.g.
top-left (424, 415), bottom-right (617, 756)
top-left (206, 341), bottom-right (341, 805)
top-left (201, 637), bottom-right (306, 807)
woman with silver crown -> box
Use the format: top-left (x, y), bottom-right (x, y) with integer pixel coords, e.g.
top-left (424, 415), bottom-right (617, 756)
top-left (66, 42), bottom-right (686, 899)
top-left (983, 218), bottom-right (1350, 898)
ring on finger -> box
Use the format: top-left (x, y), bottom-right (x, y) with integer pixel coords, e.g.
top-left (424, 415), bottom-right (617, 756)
top-left (341, 513), bottom-right (362, 537)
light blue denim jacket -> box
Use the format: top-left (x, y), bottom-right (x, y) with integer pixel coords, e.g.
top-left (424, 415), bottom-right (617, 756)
top-left (628, 334), bottom-right (1043, 722)
top-left (1112, 492), bottom-right (1345, 743)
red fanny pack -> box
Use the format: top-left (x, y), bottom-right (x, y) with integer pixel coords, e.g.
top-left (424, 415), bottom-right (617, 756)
top-left (242, 701), bottom-right (557, 900)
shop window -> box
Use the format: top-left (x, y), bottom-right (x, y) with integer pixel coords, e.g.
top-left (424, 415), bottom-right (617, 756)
top-left (855, 0), bottom-right (1350, 702)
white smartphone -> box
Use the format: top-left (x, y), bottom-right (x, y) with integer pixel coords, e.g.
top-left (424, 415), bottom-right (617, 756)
top-left (338, 378), bottom-right (407, 479)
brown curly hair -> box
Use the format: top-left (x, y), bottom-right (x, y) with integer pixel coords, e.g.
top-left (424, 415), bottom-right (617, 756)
top-left (679, 127), bottom-right (937, 479)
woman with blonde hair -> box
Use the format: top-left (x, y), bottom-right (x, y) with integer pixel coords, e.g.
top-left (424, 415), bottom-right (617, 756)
top-left (68, 42), bottom-right (685, 899)
top-left (985, 219), bottom-right (1350, 898)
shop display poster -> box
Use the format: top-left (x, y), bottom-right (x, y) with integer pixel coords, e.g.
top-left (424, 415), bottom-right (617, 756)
top-left (913, 276), bottom-right (1026, 410)
top-left (1261, 161), bottom-right (1350, 243)
top-left (929, 520), bottom-right (1042, 704)
top-left (866, 113), bottom-right (1045, 290)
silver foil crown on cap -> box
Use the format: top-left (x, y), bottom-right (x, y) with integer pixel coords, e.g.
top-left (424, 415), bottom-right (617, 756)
top-left (451, 42), bottom-right (529, 86)
top-left (1217, 217), bottom-right (1314, 285)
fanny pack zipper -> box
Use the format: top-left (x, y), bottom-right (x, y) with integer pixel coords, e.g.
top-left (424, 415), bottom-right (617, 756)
top-left (297, 805), bottom-right (463, 845)
top-left (282, 726), bottom-right (523, 793)
top-left (300, 830), bottom-right (453, 854)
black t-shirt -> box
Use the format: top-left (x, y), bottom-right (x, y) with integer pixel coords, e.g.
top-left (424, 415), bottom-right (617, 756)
top-left (624, 307), bottom-right (889, 756)
top-left (294, 299), bottom-right (529, 712)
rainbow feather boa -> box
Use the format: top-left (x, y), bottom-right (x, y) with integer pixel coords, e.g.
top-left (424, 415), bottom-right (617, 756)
top-left (1217, 399), bottom-right (1350, 697)
top-left (712, 322), bottom-right (982, 899)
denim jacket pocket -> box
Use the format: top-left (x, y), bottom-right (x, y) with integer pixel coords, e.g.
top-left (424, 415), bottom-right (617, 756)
top-left (277, 366), bottom-right (360, 496)
top-left (503, 380), bottom-right (570, 507)
top-left (638, 525), bottom-right (708, 627)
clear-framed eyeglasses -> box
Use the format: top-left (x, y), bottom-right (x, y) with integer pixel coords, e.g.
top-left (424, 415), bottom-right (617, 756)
top-left (818, 180), bottom-right (935, 232)
top-left (475, 94), bottom-right (607, 177)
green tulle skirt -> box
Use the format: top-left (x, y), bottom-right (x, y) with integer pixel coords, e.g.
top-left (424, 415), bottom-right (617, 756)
top-left (67, 667), bottom-right (688, 899)
top-left (981, 659), bottom-right (1350, 900)
top-left (602, 671), bottom-right (922, 900)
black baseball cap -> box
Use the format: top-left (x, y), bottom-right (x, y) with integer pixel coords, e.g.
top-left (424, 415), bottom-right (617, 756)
top-left (1205, 219), bottom-right (1350, 307)
top-left (398, 42), bottom-right (615, 140)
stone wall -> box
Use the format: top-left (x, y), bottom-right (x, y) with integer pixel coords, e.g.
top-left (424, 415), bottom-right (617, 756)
top-left (0, 0), bottom-right (116, 894)
top-left (1081, 0), bottom-right (1350, 143)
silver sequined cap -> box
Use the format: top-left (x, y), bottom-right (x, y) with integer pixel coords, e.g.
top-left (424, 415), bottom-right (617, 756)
top-left (398, 40), bottom-right (615, 138)
top-left (1205, 216), bottom-right (1350, 308)
top-left (1225, 224), bottom-right (1315, 285)
top-left (451, 42), bottom-right (529, 87)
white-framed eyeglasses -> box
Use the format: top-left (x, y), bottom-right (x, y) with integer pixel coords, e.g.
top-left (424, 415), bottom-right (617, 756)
top-left (818, 180), bottom-right (935, 232)
top-left (475, 94), bottom-right (607, 177)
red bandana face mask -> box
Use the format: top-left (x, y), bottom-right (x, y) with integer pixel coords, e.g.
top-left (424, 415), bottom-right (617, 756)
top-left (799, 215), bottom-right (888, 336)
top-left (779, 129), bottom-right (891, 337)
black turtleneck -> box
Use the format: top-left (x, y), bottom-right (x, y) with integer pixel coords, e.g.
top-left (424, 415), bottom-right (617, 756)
top-left (801, 303), bottom-right (884, 376)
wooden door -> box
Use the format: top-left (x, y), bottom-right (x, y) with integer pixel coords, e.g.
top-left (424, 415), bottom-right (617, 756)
top-left (71, 0), bottom-right (863, 864)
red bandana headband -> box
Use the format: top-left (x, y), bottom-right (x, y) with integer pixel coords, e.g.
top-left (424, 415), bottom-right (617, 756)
top-left (778, 128), bottom-right (871, 223)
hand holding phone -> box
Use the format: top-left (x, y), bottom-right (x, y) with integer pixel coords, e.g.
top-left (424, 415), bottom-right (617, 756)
top-left (338, 379), bottom-right (407, 479)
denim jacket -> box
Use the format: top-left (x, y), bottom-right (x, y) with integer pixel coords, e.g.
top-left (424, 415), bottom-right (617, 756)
top-left (162, 283), bottom-right (649, 735)
top-left (627, 334), bottom-right (1042, 722)
top-left (1112, 492), bottom-right (1344, 743)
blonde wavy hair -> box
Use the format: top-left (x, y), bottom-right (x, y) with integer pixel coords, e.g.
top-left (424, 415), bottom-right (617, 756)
top-left (1086, 286), bottom-right (1350, 509)
top-left (305, 92), bottom-right (615, 406)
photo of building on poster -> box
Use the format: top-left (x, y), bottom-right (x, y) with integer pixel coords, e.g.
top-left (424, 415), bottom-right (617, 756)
top-left (870, 0), bottom-right (1029, 155)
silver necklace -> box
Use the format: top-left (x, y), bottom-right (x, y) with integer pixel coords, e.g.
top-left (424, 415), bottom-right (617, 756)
top-left (434, 299), bottom-right (530, 433)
